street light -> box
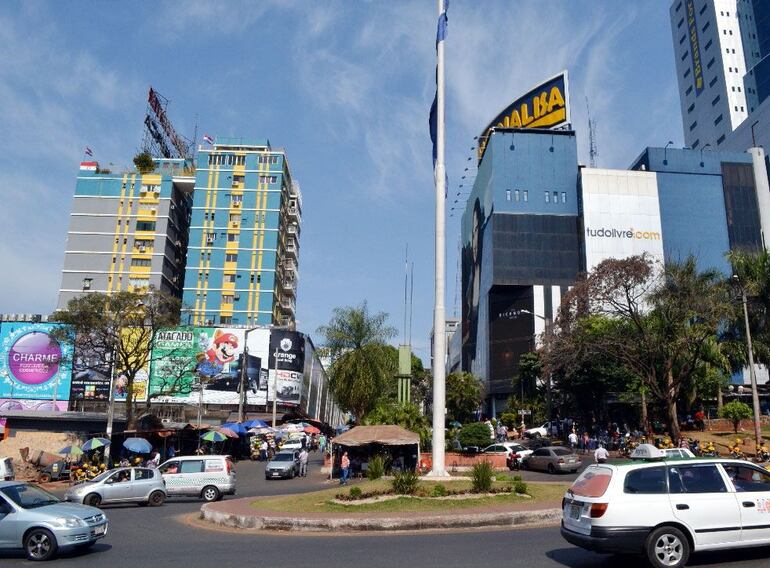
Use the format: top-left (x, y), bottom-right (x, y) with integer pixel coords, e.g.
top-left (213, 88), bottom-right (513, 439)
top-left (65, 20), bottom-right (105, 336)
top-left (238, 327), bottom-right (259, 423)
top-left (663, 141), bottom-right (674, 166)
top-left (733, 274), bottom-right (763, 449)
top-left (699, 143), bottom-right (712, 167)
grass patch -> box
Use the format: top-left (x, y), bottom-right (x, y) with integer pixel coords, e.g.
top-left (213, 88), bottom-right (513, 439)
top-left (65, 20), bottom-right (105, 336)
top-left (251, 480), bottom-right (568, 514)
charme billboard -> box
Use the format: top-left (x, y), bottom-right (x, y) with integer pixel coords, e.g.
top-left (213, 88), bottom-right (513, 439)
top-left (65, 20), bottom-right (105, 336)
top-left (477, 71), bottom-right (570, 162)
top-left (0, 323), bottom-right (72, 401)
top-left (581, 169), bottom-right (665, 272)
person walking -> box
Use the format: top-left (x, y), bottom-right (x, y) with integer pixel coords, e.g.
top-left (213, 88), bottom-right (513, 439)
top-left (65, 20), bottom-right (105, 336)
top-left (568, 430), bottom-right (578, 451)
top-left (299, 447), bottom-right (309, 477)
top-left (340, 451), bottom-right (351, 485)
top-left (319, 434), bottom-right (327, 454)
top-left (594, 444), bottom-right (609, 464)
top-left (259, 439), bottom-right (268, 461)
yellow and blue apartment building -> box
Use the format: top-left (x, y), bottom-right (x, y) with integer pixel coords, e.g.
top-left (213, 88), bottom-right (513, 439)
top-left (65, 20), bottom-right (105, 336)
top-left (182, 138), bottom-right (300, 327)
top-left (57, 159), bottom-right (193, 309)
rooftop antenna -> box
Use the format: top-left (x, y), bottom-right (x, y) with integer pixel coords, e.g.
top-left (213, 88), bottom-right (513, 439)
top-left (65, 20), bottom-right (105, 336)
top-left (408, 261), bottom-right (415, 346)
top-left (402, 244), bottom-right (409, 344)
top-left (586, 96), bottom-right (598, 168)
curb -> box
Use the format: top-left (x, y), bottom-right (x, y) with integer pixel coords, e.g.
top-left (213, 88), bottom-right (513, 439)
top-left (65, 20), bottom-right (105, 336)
top-left (199, 503), bottom-right (563, 532)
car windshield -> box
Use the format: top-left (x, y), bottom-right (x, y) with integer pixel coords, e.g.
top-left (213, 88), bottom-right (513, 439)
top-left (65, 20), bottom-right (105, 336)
top-left (1, 484), bottom-right (61, 509)
top-left (273, 453), bottom-right (294, 462)
top-left (553, 448), bottom-right (573, 456)
top-left (569, 466), bottom-right (613, 498)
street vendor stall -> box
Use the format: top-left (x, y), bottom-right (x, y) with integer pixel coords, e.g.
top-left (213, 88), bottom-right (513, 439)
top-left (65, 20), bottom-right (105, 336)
top-left (329, 425), bottom-right (420, 479)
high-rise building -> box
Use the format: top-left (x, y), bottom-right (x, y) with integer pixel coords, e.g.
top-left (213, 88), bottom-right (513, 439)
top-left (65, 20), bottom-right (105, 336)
top-left (57, 159), bottom-right (193, 309)
top-left (182, 138), bottom-right (301, 327)
top-left (670, 0), bottom-right (769, 149)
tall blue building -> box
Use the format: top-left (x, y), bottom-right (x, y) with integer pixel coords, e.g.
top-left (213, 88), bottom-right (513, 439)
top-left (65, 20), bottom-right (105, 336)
top-left (182, 138), bottom-right (300, 327)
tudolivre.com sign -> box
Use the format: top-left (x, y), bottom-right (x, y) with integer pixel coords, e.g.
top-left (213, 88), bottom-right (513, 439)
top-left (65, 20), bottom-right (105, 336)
top-left (586, 227), bottom-right (661, 240)
top-left (477, 71), bottom-right (570, 162)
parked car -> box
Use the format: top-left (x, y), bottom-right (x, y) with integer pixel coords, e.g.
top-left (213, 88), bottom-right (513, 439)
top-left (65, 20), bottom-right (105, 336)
top-left (482, 443), bottom-right (533, 468)
top-left (0, 481), bottom-right (108, 561)
top-left (523, 446), bottom-right (580, 473)
top-left (0, 458), bottom-right (14, 481)
top-left (64, 467), bottom-right (166, 507)
top-left (265, 450), bottom-right (300, 480)
top-left (158, 455), bottom-right (236, 502)
top-left (561, 444), bottom-right (770, 568)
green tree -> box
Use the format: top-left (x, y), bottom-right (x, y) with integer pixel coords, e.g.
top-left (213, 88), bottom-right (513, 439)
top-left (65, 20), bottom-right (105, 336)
top-left (317, 301), bottom-right (396, 421)
top-left (513, 351), bottom-right (542, 401)
top-left (52, 288), bottom-right (180, 426)
top-left (364, 401), bottom-right (431, 447)
top-left (720, 400), bottom-right (753, 433)
top-left (445, 372), bottom-right (483, 423)
top-left (133, 151), bottom-right (155, 174)
top-left (458, 422), bottom-right (492, 448)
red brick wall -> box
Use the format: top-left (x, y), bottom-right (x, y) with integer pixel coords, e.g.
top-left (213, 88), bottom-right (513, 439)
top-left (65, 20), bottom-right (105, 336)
top-left (420, 452), bottom-right (508, 470)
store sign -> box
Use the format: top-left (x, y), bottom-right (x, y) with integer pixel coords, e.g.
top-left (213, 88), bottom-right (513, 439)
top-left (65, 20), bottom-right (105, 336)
top-left (686, 0), bottom-right (704, 95)
top-left (477, 71), bottom-right (570, 162)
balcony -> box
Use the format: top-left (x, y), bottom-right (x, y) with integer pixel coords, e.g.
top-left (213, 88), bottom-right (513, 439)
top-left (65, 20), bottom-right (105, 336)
top-left (282, 277), bottom-right (296, 296)
top-left (280, 298), bottom-right (295, 314)
top-left (285, 242), bottom-right (298, 259)
top-left (286, 223), bottom-right (298, 236)
top-left (283, 259), bottom-right (297, 276)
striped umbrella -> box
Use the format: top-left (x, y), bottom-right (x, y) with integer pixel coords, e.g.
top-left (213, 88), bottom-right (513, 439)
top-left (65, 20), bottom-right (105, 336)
top-left (81, 437), bottom-right (111, 452)
top-left (201, 430), bottom-right (228, 442)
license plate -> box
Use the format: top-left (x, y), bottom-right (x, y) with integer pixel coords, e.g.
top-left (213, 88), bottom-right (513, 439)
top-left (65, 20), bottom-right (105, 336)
top-left (272, 472), bottom-right (281, 477)
top-left (570, 504), bottom-right (581, 520)
top-left (93, 524), bottom-right (106, 535)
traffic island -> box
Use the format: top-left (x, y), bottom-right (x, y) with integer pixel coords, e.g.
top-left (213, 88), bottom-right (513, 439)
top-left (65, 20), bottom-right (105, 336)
top-left (200, 479), bottom-right (567, 533)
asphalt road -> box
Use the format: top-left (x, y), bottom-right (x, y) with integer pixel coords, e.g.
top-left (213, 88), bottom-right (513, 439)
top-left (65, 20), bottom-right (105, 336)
top-left (2, 455), bottom-right (769, 568)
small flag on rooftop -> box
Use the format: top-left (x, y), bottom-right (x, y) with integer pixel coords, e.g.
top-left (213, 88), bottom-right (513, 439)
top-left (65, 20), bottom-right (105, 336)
top-left (84, 147), bottom-right (93, 157)
top-left (203, 134), bottom-right (214, 145)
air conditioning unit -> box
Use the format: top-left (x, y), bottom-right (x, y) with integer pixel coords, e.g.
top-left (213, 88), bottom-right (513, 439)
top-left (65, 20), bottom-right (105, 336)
top-left (139, 245), bottom-right (146, 252)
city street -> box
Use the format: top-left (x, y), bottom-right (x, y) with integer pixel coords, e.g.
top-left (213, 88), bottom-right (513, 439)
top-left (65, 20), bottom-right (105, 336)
top-left (0, 455), bottom-right (768, 568)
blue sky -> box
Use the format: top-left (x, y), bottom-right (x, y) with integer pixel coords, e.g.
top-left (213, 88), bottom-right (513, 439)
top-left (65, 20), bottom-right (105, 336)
top-left (0, 1), bottom-right (682, 364)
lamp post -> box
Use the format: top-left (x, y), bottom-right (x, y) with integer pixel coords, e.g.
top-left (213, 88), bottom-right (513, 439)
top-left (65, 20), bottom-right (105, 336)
top-left (733, 274), bottom-right (763, 449)
top-left (663, 140), bottom-right (674, 165)
top-left (699, 143), bottom-right (712, 167)
top-left (271, 347), bottom-right (280, 428)
top-left (238, 328), bottom-right (259, 423)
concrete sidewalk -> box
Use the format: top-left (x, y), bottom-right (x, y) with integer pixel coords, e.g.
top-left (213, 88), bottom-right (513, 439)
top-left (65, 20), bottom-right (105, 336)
top-left (200, 496), bottom-right (563, 532)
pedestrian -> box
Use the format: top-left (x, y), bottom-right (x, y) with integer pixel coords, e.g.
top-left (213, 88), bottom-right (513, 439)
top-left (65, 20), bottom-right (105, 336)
top-left (148, 450), bottom-right (161, 468)
top-left (299, 447), bottom-right (309, 477)
top-left (319, 434), bottom-right (327, 454)
top-left (340, 451), bottom-right (351, 485)
top-left (259, 439), bottom-right (268, 461)
top-left (594, 444), bottom-right (609, 464)
top-left (167, 443), bottom-right (176, 459)
top-left (568, 430), bottom-right (578, 450)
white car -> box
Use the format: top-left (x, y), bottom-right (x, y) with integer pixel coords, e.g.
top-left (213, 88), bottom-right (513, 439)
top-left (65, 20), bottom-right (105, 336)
top-left (523, 423), bottom-right (550, 438)
top-left (561, 444), bottom-right (770, 568)
top-left (482, 443), bottom-right (533, 467)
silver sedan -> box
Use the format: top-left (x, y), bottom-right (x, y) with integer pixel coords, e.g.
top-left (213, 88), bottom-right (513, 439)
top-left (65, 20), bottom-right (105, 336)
top-left (64, 467), bottom-right (166, 507)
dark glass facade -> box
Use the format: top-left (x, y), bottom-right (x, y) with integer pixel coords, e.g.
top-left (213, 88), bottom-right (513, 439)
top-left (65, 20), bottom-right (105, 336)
top-left (721, 162), bottom-right (762, 251)
top-left (487, 285), bottom-right (535, 395)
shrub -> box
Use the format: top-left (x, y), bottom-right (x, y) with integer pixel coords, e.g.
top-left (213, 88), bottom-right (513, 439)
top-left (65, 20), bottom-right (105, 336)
top-left (513, 480), bottom-right (528, 495)
top-left (430, 483), bottom-right (448, 497)
top-left (133, 151), bottom-right (155, 174)
top-left (391, 470), bottom-right (419, 495)
top-left (459, 422), bottom-right (493, 449)
top-left (512, 475), bottom-right (522, 482)
top-left (499, 412), bottom-right (519, 430)
top-left (349, 486), bottom-right (363, 499)
top-left (471, 461), bottom-right (494, 493)
top-left (366, 455), bottom-right (386, 480)
top-left (720, 400), bottom-right (753, 433)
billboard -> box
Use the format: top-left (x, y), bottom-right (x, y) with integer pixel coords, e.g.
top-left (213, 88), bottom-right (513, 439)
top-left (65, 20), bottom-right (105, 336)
top-left (686, 0), bottom-right (704, 96)
top-left (148, 327), bottom-right (307, 407)
top-left (477, 71), bottom-right (570, 162)
top-left (581, 169), bottom-right (665, 272)
top-left (0, 323), bottom-right (72, 402)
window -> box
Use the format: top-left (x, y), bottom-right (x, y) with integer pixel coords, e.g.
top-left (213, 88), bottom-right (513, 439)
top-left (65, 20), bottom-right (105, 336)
top-left (135, 469), bottom-right (153, 481)
top-left (533, 448), bottom-right (549, 457)
top-left (717, 134), bottom-right (726, 145)
top-left (179, 460), bottom-right (204, 474)
top-left (681, 50), bottom-right (689, 61)
top-left (699, 3), bottom-right (706, 15)
top-left (712, 95), bottom-right (720, 105)
top-left (222, 295), bottom-right (234, 304)
top-left (523, 190), bottom-right (528, 202)
top-left (741, 106), bottom-right (745, 111)
top-left (687, 103), bottom-right (695, 113)
top-left (686, 85), bottom-right (693, 96)
top-left (226, 253), bottom-right (238, 262)
top-left (679, 33), bottom-right (686, 45)
top-left (227, 233), bottom-right (238, 242)
top-left (668, 465), bottom-right (727, 493)
top-left (232, 194), bottom-right (243, 203)
top-left (552, 191), bottom-right (558, 204)
top-left (506, 189), bottom-right (511, 201)
top-left (131, 258), bottom-right (152, 267)
top-left (561, 192), bottom-right (567, 203)
top-left (707, 57), bottom-right (716, 69)
top-left (514, 189), bottom-right (520, 202)
top-left (709, 76), bottom-right (718, 87)
top-left (544, 192), bottom-right (550, 203)
top-left (677, 17), bottom-right (684, 29)
top-left (704, 39), bottom-right (712, 51)
top-left (259, 175), bottom-right (277, 184)
top-left (129, 278), bottom-right (149, 289)
top-left (136, 221), bottom-right (156, 231)
top-left (723, 465), bottom-right (770, 492)
top-left (714, 114), bottom-right (723, 125)
top-left (229, 213), bottom-right (240, 223)
top-left (625, 467), bottom-right (667, 494)
top-left (702, 20), bottom-right (710, 32)
top-left (675, 1), bottom-right (681, 12)
top-left (224, 273), bottom-right (236, 283)
top-left (692, 139), bottom-right (699, 148)
top-left (683, 67), bottom-right (691, 78)
top-left (689, 121), bottom-right (698, 131)
top-left (219, 316), bottom-right (232, 325)
top-left (206, 232), bottom-right (216, 244)
top-left (232, 175), bottom-right (244, 184)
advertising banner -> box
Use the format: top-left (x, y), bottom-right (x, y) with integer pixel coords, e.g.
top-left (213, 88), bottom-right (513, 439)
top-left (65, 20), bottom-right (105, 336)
top-left (0, 323), bottom-right (72, 401)
top-left (268, 330), bottom-right (306, 406)
top-left (686, 0), bottom-right (704, 96)
top-left (477, 71), bottom-right (570, 162)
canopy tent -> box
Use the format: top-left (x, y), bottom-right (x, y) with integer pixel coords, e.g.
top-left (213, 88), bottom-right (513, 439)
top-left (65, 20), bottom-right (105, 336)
top-left (332, 425), bottom-right (419, 447)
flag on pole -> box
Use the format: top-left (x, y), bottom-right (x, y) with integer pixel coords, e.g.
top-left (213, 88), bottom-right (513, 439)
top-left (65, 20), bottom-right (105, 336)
top-left (429, 0), bottom-right (448, 195)
top-left (203, 134), bottom-right (214, 145)
top-left (84, 147), bottom-right (93, 157)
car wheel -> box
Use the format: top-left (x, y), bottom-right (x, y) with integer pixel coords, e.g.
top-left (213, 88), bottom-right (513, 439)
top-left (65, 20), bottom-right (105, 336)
top-left (547, 464), bottom-right (556, 474)
top-left (645, 526), bottom-right (690, 568)
top-left (533, 433), bottom-right (541, 439)
top-left (290, 468), bottom-right (295, 479)
top-left (84, 493), bottom-right (102, 507)
top-left (25, 528), bottom-right (58, 561)
top-left (148, 491), bottom-right (166, 507)
top-left (202, 485), bottom-right (220, 502)
top-left (38, 473), bottom-right (52, 484)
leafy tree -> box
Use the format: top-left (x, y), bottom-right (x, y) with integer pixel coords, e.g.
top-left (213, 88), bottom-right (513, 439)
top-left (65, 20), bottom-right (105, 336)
top-left (133, 151), bottom-right (155, 174)
top-left (445, 372), bottom-right (483, 423)
top-left (550, 254), bottom-right (731, 440)
top-left (364, 401), bottom-right (431, 447)
top-left (512, 352), bottom-right (542, 401)
top-left (458, 422), bottom-right (492, 448)
top-left (720, 400), bottom-right (753, 433)
top-left (52, 288), bottom-right (180, 427)
top-left (317, 301), bottom-right (396, 421)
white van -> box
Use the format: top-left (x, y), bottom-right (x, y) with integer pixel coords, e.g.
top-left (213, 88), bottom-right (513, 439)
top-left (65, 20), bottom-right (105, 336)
top-left (0, 458), bottom-right (14, 481)
top-left (158, 455), bottom-right (235, 502)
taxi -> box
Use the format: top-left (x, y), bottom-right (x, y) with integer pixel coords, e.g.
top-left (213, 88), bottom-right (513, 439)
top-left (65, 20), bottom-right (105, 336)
top-left (561, 444), bottom-right (770, 568)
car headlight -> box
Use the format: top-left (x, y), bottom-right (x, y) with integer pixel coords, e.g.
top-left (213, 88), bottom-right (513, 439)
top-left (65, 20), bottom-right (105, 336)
top-left (55, 516), bottom-right (87, 528)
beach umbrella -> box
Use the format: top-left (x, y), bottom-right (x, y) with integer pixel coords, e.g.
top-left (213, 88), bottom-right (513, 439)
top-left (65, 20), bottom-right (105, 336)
top-left (201, 430), bottom-right (228, 443)
top-left (304, 425), bottom-right (320, 435)
top-left (243, 419), bottom-right (269, 429)
top-left (123, 437), bottom-right (152, 454)
top-left (217, 427), bottom-right (239, 439)
top-left (81, 437), bottom-right (111, 452)
top-left (220, 422), bottom-right (248, 436)
top-left (58, 445), bottom-right (84, 457)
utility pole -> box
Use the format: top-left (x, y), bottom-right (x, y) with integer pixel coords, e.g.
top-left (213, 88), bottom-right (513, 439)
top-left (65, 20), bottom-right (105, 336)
top-left (736, 276), bottom-right (763, 449)
top-left (238, 328), bottom-right (257, 423)
top-left (272, 347), bottom-right (280, 428)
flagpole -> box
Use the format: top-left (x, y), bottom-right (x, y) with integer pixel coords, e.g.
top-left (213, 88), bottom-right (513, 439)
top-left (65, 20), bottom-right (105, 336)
top-left (430, 0), bottom-right (448, 478)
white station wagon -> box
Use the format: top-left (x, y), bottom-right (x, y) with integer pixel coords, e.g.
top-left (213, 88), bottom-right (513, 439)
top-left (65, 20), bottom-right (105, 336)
top-left (561, 444), bottom-right (770, 568)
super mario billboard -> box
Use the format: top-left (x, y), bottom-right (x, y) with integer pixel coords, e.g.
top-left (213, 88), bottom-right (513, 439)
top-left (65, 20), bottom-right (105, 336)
top-left (148, 327), bottom-right (306, 407)
top-left (0, 322), bottom-right (73, 401)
